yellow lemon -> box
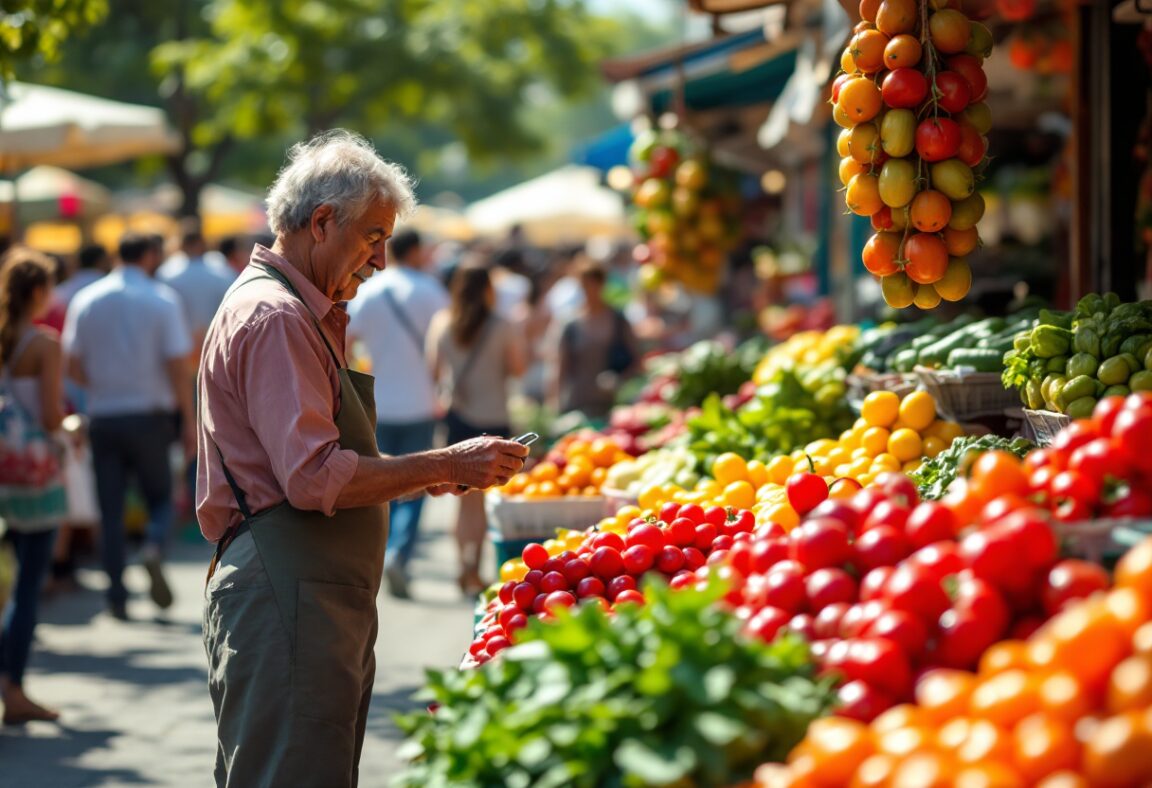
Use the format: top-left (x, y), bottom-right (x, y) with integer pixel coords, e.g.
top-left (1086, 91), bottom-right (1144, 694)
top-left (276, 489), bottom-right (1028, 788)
top-left (723, 480), bottom-right (757, 510)
top-left (862, 426), bottom-right (892, 456)
top-left (898, 390), bottom-right (938, 432)
top-left (862, 390), bottom-right (901, 428)
top-left (713, 452), bottom-right (749, 485)
top-left (888, 428), bottom-right (923, 462)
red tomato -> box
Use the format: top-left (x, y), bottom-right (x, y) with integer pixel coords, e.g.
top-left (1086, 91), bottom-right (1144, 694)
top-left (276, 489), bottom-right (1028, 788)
top-left (1107, 488), bottom-right (1152, 519)
top-left (1054, 497), bottom-right (1092, 523)
top-left (750, 538), bottom-right (789, 573)
top-left (693, 522), bottom-right (718, 551)
top-left (933, 71), bottom-right (972, 113)
top-left (955, 122), bottom-right (987, 167)
top-left (960, 528), bottom-right (1017, 587)
top-left (1050, 470), bottom-right (1101, 508)
top-left (882, 68), bottom-right (930, 108)
top-left (522, 542), bottom-right (549, 569)
top-left (540, 570), bottom-right (569, 593)
top-left (1043, 559), bottom-right (1110, 616)
top-left (607, 574), bottom-right (637, 600)
top-left (744, 606), bottom-right (789, 641)
top-left (1093, 395), bottom-right (1128, 435)
top-left (1071, 437), bottom-right (1131, 486)
top-left (1028, 466), bottom-right (1059, 497)
top-left (980, 493), bottom-right (1030, 524)
top-left (512, 581), bottom-right (537, 610)
top-left (997, 0), bottom-right (1036, 21)
top-left (831, 72), bottom-right (853, 103)
top-left (835, 680), bottom-right (896, 722)
top-left (860, 566), bottom-right (895, 601)
top-left (523, 569), bottom-right (545, 587)
top-left (762, 565), bottom-right (808, 613)
top-left (655, 545), bottom-right (686, 574)
top-left (864, 609), bottom-right (929, 656)
top-left (704, 505), bottom-right (728, 528)
top-left (840, 601), bottom-right (887, 638)
top-left (790, 518), bottom-right (853, 570)
top-left (883, 563), bottom-right (951, 622)
top-left (932, 608), bottom-right (1001, 668)
top-left (562, 558), bottom-right (591, 585)
top-left (788, 612), bottom-right (818, 640)
top-left (813, 603), bottom-right (851, 639)
top-left (590, 547), bottom-right (625, 580)
top-left (1051, 420), bottom-right (1099, 456)
top-left (626, 523), bottom-right (666, 552)
top-left (498, 580), bottom-right (516, 604)
top-left (1025, 447), bottom-right (1063, 473)
top-left (874, 472), bottom-right (920, 507)
top-left (678, 503), bottom-right (706, 524)
top-left (1114, 406), bottom-right (1152, 474)
top-left (946, 54), bottom-right (989, 101)
top-left (658, 501), bottom-right (681, 523)
top-left (916, 117), bottom-right (962, 162)
top-left (842, 637), bottom-right (914, 698)
top-left (543, 590), bottom-right (577, 613)
top-left (648, 146), bottom-right (680, 178)
top-left (809, 499), bottom-right (864, 534)
top-left (682, 546), bottom-right (706, 571)
top-left (592, 531), bottom-right (626, 552)
top-left (665, 517), bottom-right (695, 547)
top-left (613, 588), bottom-right (645, 606)
top-left (852, 487), bottom-right (892, 516)
top-left (854, 525), bottom-right (912, 571)
top-left (575, 576), bottom-right (606, 599)
top-left (806, 567), bottom-right (859, 612)
top-left (862, 500), bottom-right (912, 534)
top-left (905, 502), bottom-right (959, 548)
top-left (995, 509), bottom-right (1058, 570)
top-left (908, 541), bottom-right (965, 582)
top-left (787, 472), bottom-right (830, 515)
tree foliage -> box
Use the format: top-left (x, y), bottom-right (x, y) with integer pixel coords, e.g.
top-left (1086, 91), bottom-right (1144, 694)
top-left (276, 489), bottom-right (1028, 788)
top-left (0, 0), bottom-right (108, 81)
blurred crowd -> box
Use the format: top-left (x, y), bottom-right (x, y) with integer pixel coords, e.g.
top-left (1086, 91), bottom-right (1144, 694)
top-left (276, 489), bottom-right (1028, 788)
top-left (0, 217), bottom-right (734, 726)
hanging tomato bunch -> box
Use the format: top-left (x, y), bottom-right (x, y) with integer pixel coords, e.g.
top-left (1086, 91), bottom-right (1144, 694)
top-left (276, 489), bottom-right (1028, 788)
top-left (628, 129), bottom-right (742, 296)
top-left (833, 0), bottom-right (994, 309)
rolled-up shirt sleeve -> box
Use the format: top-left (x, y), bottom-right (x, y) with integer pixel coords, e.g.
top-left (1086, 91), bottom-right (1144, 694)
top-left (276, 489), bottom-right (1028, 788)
top-left (234, 311), bottom-right (359, 515)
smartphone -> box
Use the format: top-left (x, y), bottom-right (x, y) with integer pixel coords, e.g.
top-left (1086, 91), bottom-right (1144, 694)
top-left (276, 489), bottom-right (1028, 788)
top-left (456, 432), bottom-right (540, 492)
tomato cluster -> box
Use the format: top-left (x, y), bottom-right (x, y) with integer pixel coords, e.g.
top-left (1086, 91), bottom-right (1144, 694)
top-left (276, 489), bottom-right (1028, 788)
top-left (834, 0), bottom-right (993, 308)
top-left (759, 538), bottom-right (1152, 788)
top-left (628, 129), bottom-right (741, 296)
top-left (468, 503), bottom-right (756, 664)
top-left (694, 472), bottom-right (1105, 721)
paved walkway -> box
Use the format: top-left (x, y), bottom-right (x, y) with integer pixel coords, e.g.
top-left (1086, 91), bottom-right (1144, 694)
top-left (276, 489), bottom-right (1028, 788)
top-left (0, 496), bottom-right (480, 787)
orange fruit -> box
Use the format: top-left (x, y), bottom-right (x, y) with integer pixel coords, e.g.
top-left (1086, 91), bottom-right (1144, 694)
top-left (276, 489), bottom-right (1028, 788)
top-left (1082, 711), bottom-right (1152, 787)
top-left (1116, 536), bottom-right (1152, 606)
top-left (589, 438), bottom-right (619, 468)
top-left (838, 78), bottom-right (883, 124)
top-left (1035, 773), bottom-right (1089, 788)
top-left (890, 751), bottom-right (953, 788)
top-left (969, 670), bottom-right (1040, 729)
top-left (805, 717), bottom-right (875, 785)
top-left (531, 461), bottom-right (560, 482)
top-left (875, 0), bottom-right (916, 35)
top-left (1013, 712), bottom-right (1079, 782)
top-left (849, 752), bottom-right (897, 788)
top-left (916, 669), bottom-right (976, 724)
top-left (1047, 602), bottom-right (1130, 688)
top-left (978, 640), bottom-right (1030, 676)
top-left (884, 33), bottom-right (921, 68)
top-left (850, 29), bottom-right (890, 73)
top-left (1108, 654), bottom-right (1152, 714)
top-left (953, 762), bottom-right (1025, 788)
top-left (537, 480), bottom-right (561, 497)
top-left (953, 718), bottom-right (1015, 765)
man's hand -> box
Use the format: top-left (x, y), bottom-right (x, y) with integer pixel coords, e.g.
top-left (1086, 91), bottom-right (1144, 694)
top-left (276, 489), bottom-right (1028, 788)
top-left (441, 436), bottom-right (529, 490)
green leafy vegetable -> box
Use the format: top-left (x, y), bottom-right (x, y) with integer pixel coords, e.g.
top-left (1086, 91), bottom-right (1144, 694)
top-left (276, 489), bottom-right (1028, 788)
top-left (394, 581), bottom-right (833, 788)
top-left (910, 434), bottom-right (1034, 500)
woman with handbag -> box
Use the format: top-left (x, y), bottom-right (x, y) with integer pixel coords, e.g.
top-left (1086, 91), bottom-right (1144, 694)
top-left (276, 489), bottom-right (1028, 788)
top-left (427, 263), bottom-right (527, 596)
top-left (0, 248), bottom-right (66, 724)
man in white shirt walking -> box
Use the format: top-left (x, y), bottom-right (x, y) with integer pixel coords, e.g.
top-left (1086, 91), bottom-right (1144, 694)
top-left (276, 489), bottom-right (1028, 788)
top-left (158, 222), bottom-right (236, 351)
top-left (63, 233), bottom-right (195, 619)
top-left (347, 229), bottom-right (448, 598)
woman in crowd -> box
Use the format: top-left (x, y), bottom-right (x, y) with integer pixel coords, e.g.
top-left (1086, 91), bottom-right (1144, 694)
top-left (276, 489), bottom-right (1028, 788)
top-left (0, 248), bottom-right (66, 724)
top-left (428, 263), bottom-right (527, 596)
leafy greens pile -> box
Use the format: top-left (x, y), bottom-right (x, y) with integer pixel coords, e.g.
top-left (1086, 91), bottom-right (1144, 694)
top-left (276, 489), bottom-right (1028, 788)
top-left (394, 582), bottom-right (832, 788)
top-left (910, 434), bottom-right (1034, 500)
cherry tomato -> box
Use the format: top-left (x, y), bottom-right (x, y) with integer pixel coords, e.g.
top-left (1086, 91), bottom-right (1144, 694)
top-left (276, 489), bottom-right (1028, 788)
top-left (693, 522), bottom-right (718, 551)
top-left (954, 122), bottom-right (987, 167)
top-left (1043, 559), bottom-right (1110, 616)
top-left (854, 525), bottom-right (912, 571)
top-left (842, 637), bottom-right (914, 698)
top-left (905, 502), bottom-right (958, 548)
top-left (908, 541), bottom-right (965, 582)
top-left (873, 472), bottom-right (920, 507)
top-left (762, 564), bottom-right (808, 613)
top-left (1050, 470), bottom-right (1101, 509)
top-left (787, 472), bottom-right (830, 516)
top-left (590, 547), bottom-right (625, 580)
top-left (813, 603), bottom-right (851, 639)
top-left (1114, 406), bottom-right (1152, 474)
top-left (946, 54), bottom-right (989, 101)
top-left (1094, 395), bottom-right (1128, 435)
top-left (809, 499), bottom-right (864, 534)
top-left (790, 518), bottom-right (853, 570)
top-left (744, 606), bottom-right (789, 641)
top-left (806, 567), bottom-right (859, 613)
top-left (539, 570), bottom-right (569, 594)
top-left (932, 608), bottom-right (1001, 669)
top-left (840, 600), bottom-right (887, 638)
top-left (1070, 438), bottom-right (1129, 486)
top-left (852, 486), bottom-right (892, 516)
top-left (882, 68), bottom-right (929, 108)
top-left (1108, 488), bottom-right (1152, 519)
top-left (665, 517), bottom-right (695, 547)
top-left (915, 117), bottom-right (962, 162)
top-left (995, 509), bottom-right (1058, 570)
top-left (883, 563), bottom-right (950, 622)
top-left (788, 612), bottom-right (818, 640)
top-left (865, 609), bottom-right (929, 655)
top-left (575, 576), bottom-right (606, 599)
top-left (960, 528), bottom-right (1018, 588)
top-left (933, 71), bottom-right (972, 113)
top-left (835, 680), bottom-right (896, 722)
top-left (522, 542), bottom-right (549, 569)
top-left (860, 566), bottom-right (895, 602)
top-left (1051, 420), bottom-right (1099, 456)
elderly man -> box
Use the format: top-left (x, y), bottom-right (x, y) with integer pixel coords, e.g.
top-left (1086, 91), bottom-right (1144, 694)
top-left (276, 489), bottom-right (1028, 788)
top-left (198, 130), bottom-right (527, 787)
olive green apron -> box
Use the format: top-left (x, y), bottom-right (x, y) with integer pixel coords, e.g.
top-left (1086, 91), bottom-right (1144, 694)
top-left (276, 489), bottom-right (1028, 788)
top-left (203, 264), bottom-right (388, 788)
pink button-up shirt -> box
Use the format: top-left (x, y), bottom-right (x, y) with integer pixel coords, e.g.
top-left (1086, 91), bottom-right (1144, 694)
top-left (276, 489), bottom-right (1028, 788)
top-left (196, 245), bottom-right (360, 543)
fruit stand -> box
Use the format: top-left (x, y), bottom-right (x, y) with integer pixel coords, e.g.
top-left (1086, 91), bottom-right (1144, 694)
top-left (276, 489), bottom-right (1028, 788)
top-left (389, 0), bottom-right (1152, 783)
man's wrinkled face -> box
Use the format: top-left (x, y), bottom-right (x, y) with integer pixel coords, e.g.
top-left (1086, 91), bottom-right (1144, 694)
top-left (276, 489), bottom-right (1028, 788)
top-left (310, 197), bottom-right (397, 302)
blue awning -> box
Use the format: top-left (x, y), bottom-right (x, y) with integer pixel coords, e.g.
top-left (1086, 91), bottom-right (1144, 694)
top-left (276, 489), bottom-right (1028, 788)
top-left (570, 123), bottom-right (635, 171)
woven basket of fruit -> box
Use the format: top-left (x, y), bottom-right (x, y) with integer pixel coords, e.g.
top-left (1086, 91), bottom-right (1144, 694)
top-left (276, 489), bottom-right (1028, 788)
top-left (915, 366), bottom-right (1020, 420)
top-left (484, 492), bottom-right (606, 542)
top-left (1021, 408), bottom-right (1072, 447)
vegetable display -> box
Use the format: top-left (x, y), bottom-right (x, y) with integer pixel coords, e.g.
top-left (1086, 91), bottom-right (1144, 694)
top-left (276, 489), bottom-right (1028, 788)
top-left (910, 433), bottom-right (1033, 500)
top-left (397, 583), bottom-right (832, 788)
top-left (753, 537), bottom-right (1152, 788)
top-left (835, 0), bottom-right (993, 308)
top-left (1004, 293), bottom-right (1152, 417)
top-left (631, 338), bottom-right (765, 411)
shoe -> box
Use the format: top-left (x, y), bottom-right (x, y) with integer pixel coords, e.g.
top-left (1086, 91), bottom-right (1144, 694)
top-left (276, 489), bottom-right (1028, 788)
top-left (141, 546), bottom-right (174, 610)
top-left (107, 601), bottom-right (129, 621)
top-left (384, 562), bottom-right (410, 600)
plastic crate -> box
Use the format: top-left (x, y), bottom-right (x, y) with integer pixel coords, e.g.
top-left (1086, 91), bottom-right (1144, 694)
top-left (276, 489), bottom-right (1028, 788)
top-left (1022, 408), bottom-right (1072, 447)
top-left (485, 492), bottom-right (606, 541)
top-left (915, 367), bottom-right (1021, 421)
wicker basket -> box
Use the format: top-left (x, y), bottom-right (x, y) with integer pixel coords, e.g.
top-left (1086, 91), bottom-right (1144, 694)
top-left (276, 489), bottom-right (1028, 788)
top-left (1022, 408), bottom-right (1072, 447)
top-left (484, 492), bottom-right (606, 541)
top-left (914, 366), bottom-right (1021, 421)
top-left (847, 372), bottom-right (918, 408)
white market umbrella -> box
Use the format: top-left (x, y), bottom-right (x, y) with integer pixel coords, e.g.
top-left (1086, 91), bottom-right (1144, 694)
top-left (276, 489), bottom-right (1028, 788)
top-left (465, 165), bottom-right (630, 244)
top-left (0, 82), bottom-right (180, 172)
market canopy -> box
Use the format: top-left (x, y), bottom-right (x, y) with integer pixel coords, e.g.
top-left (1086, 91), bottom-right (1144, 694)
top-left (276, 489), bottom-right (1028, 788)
top-left (0, 166), bottom-right (111, 222)
top-left (0, 82), bottom-right (180, 172)
top-left (465, 165), bottom-right (629, 244)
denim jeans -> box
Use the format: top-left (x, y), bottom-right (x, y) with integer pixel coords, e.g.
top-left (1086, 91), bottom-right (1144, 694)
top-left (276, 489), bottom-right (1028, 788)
top-left (376, 419), bottom-right (436, 570)
top-left (0, 528), bottom-right (57, 685)
top-left (89, 412), bottom-right (175, 606)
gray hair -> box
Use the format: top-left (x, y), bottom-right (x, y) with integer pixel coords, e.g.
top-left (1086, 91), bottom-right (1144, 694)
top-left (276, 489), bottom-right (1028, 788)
top-left (265, 129), bottom-right (417, 235)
